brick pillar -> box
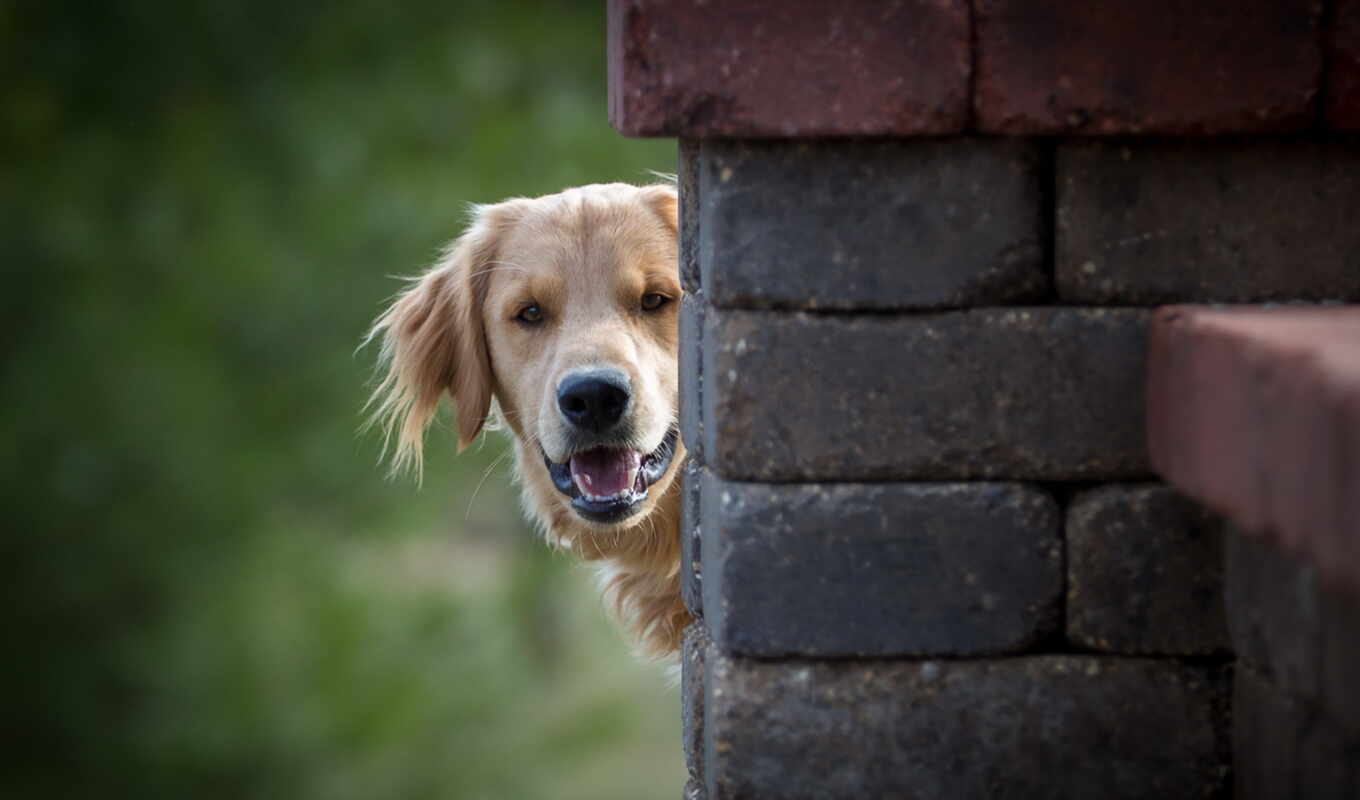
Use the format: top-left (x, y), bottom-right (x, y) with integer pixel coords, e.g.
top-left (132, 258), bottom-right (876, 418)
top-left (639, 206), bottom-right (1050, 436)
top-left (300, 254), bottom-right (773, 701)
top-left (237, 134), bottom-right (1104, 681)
top-left (610, 2), bottom-right (1360, 797)
top-left (1147, 308), bottom-right (1360, 796)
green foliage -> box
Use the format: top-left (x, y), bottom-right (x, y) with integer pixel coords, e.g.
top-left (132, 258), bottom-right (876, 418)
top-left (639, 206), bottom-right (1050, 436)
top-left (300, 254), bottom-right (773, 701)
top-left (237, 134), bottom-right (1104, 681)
top-left (1, 1), bottom-right (680, 796)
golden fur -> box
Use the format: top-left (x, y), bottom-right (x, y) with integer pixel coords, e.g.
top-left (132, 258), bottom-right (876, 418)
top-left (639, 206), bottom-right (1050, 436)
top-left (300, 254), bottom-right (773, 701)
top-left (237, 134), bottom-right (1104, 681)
top-left (369, 183), bottom-right (690, 658)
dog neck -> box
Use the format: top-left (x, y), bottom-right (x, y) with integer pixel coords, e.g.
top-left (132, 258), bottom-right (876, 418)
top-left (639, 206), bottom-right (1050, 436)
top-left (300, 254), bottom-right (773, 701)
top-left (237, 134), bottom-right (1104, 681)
top-left (509, 438), bottom-right (691, 658)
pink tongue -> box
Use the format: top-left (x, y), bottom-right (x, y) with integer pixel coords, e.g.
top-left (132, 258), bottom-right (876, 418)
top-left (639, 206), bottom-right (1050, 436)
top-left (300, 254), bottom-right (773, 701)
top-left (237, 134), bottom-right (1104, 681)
top-left (570, 448), bottom-right (641, 497)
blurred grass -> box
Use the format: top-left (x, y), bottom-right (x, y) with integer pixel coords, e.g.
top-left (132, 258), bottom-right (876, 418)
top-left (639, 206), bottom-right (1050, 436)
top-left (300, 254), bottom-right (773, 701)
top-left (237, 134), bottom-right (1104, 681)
top-left (1, 1), bottom-right (681, 797)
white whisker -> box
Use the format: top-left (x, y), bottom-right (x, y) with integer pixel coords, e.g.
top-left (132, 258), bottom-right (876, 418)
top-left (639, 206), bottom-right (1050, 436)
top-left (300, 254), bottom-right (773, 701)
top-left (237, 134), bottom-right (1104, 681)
top-left (465, 448), bottom-right (513, 521)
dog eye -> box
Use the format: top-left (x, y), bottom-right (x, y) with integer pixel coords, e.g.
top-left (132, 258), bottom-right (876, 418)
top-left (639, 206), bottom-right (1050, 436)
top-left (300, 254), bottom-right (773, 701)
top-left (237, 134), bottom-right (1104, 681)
top-left (640, 293), bottom-right (671, 312)
top-left (516, 304), bottom-right (544, 324)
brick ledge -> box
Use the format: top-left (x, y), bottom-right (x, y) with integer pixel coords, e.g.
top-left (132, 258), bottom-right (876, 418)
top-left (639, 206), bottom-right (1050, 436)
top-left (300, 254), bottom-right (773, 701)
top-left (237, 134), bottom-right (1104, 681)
top-left (1146, 306), bottom-right (1360, 595)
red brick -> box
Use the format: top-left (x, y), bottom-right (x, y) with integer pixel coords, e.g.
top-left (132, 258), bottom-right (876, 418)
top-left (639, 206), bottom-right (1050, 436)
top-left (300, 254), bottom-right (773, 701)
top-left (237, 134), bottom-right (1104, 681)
top-left (607, 0), bottom-right (969, 137)
top-left (1147, 306), bottom-right (1360, 596)
top-left (975, 0), bottom-right (1323, 134)
top-left (1331, 0), bottom-right (1360, 128)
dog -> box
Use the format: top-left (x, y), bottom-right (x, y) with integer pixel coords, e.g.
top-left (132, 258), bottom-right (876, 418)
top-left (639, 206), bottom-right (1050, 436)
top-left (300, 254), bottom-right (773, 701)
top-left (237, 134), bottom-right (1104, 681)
top-left (368, 183), bottom-right (689, 659)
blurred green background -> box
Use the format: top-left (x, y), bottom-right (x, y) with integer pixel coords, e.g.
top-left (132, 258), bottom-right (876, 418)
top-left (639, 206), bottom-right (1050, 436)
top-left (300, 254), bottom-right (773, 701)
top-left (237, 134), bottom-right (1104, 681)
top-left (1, 1), bottom-right (681, 797)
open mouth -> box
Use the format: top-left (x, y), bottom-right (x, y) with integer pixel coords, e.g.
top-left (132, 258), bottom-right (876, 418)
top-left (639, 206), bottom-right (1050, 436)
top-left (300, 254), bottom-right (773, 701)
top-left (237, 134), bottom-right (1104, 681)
top-left (543, 427), bottom-right (679, 523)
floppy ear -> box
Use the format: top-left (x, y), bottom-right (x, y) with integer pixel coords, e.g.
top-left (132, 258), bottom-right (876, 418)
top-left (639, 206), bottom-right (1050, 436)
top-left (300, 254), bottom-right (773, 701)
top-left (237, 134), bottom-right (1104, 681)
top-left (639, 183), bottom-right (678, 236)
top-left (368, 204), bottom-right (516, 478)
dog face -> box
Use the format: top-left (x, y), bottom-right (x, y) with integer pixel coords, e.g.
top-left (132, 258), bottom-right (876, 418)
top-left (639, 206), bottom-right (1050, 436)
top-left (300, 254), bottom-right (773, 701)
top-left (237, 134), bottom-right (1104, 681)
top-left (370, 183), bottom-right (683, 535)
top-left (482, 186), bottom-right (682, 529)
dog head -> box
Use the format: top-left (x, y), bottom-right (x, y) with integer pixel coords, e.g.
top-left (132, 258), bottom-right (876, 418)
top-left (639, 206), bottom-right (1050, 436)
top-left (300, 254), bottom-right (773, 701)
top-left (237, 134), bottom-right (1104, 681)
top-left (369, 183), bottom-right (683, 537)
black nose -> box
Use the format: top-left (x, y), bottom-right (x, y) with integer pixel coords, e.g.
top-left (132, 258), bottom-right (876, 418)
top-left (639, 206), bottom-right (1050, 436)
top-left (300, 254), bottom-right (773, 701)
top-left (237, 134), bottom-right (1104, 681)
top-left (557, 372), bottom-right (630, 432)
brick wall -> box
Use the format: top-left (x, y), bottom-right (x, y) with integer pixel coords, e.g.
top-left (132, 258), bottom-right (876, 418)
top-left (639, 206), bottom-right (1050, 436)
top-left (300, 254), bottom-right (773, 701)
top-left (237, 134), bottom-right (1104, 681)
top-left (1148, 308), bottom-right (1360, 797)
top-left (610, 2), bottom-right (1360, 797)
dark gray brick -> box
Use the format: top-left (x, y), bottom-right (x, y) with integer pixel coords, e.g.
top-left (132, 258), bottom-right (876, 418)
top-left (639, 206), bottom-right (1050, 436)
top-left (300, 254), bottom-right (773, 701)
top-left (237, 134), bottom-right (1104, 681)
top-left (1298, 714), bottom-right (1360, 800)
top-left (1321, 579), bottom-right (1360, 736)
top-left (1334, 0), bottom-right (1360, 128)
top-left (683, 778), bottom-right (705, 800)
top-left (1235, 665), bottom-right (1360, 800)
top-left (679, 139), bottom-right (701, 294)
top-left (1067, 484), bottom-right (1230, 655)
top-left (1226, 531), bottom-right (1324, 698)
top-left (698, 139), bottom-right (1048, 310)
top-left (700, 477), bottom-right (1061, 657)
top-left (682, 623), bottom-right (707, 785)
top-left (679, 459), bottom-right (702, 618)
top-left (1229, 530), bottom-right (1360, 737)
top-left (679, 293), bottom-right (703, 465)
top-left (1235, 665), bottom-right (1306, 800)
top-left (702, 308), bottom-right (1150, 481)
top-left (705, 652), bottom-right (1230, 800)
top-left (1057, 140), bottom-right (1360, 304)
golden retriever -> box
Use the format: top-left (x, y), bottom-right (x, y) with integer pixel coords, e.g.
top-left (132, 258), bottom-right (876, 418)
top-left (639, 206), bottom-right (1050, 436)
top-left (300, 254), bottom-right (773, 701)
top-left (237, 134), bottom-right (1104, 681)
top-left (369, 183), bottom-right (689, 658)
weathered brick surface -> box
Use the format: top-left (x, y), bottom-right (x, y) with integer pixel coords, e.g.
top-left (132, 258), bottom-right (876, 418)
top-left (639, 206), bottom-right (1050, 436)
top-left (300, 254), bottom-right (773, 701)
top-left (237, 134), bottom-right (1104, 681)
top-left (697, 139), bottom-right (1048, 310)
top-left (1234, 665), bottom-right (1360, 800)
top-left (1057, 141), bottom-right (1360, 303)
top-left (700, 477), bottom-right (1061, 657)
top-left (679, 292), bottom-right (704, 618)
top-left (1147, 307), bottom-right (1360, 595)
top-left (1227, 531), bottom-right (1360, 736)
top-left (705, 652), bottom-right (1230, 800)
top-left (683, 778), bottom-right (705, 800)
top-left (678, 139), bottom-right (701, 294)
top-left (679, 459), bottom-right (702, 618)
top-left (1321, 572), bottom-right (1360, 736)
top-left (607, 0), bottom-right (970, 137)
top-left (974, 0), bottom-right (1323, 133)
top-left (702, 308), bottom-right (1151, 481)
top-left (1227, 531), bottom-right (1325, 698)
top-left (681, 624), bottom-right (707, 786)
top-left (1331, 0), bottom-right (1360, 128)
top-left (1067, 484), bottom-right (1230, 655)
top-left (677, 293), bottom-right (701, 617)
top-left (679, 293), bottom-right (704, 465)
top-left (1234, 667), bottom-right (1302, 800)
